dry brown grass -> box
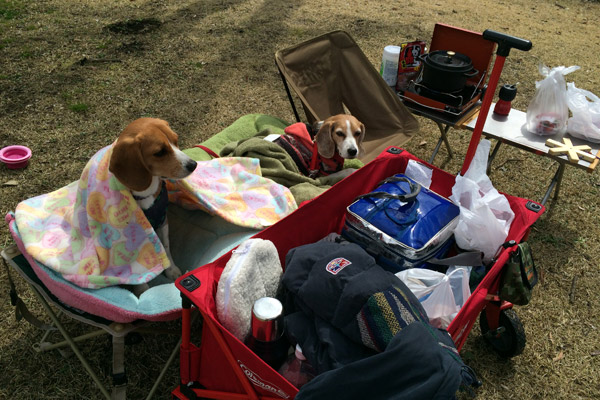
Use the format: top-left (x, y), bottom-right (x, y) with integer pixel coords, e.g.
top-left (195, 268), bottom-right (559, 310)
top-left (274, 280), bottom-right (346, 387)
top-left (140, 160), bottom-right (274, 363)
top-left (1, 0), bottom-right (599, 399)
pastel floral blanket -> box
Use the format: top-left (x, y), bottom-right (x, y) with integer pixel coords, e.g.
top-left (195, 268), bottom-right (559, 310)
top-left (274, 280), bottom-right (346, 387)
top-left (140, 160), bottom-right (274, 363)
top-left (14, 145), bottom-right (297, 289)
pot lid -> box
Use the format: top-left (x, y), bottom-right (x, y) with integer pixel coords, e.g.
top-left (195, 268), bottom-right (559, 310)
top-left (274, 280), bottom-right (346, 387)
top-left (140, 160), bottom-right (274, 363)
top-left (426, 50), bottom-right (472, 71)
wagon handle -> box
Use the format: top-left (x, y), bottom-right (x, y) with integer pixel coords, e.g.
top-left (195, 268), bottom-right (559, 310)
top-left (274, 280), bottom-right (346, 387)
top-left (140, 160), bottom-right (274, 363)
top-left (482, 30), bottom-right (532, 57)
top-left (460, 30), bottom-right (532, 176)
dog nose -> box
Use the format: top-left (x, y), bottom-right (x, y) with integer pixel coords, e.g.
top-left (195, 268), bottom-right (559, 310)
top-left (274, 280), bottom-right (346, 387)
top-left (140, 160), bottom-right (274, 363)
top-left (186, 160), bottom-right (197, 172)
top-left (347, 148), bottom-right (358, 157)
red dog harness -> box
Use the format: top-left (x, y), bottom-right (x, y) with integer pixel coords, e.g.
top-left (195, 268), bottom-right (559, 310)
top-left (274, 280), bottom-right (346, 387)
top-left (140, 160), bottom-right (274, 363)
top-left (275, 123), bottom-right (344, 178)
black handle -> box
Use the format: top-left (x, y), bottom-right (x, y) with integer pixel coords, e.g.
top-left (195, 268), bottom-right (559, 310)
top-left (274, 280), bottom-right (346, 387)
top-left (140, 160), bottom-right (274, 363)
top-left (180, 275), bottom-right (201, 292)
top-left (464, 68), bottom-right (479, 78)
top-left (356, 176), bottom-right (421, 203)
top-left (483, 29), bottom-right (532, 57)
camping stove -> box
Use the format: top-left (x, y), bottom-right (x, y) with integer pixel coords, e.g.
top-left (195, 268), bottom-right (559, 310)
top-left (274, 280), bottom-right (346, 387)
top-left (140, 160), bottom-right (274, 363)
top-left (398, 74), bottom-right (485, 116)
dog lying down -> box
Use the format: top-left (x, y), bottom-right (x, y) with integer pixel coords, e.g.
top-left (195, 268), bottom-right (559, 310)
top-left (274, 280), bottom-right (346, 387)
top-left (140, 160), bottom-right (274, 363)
top-left (109, 117), bottom-right (197, 296)
top-left (273, 114), bottom-right (365, 184)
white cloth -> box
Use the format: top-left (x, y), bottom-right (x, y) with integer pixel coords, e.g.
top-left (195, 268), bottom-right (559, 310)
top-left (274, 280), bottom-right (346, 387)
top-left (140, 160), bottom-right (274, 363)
top-left (216, 238), bottom-right (282, 341)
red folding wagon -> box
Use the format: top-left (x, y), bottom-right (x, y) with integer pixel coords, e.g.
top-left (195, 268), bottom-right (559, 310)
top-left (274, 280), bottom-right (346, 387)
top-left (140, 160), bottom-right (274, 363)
top-left (173, 26), bottom-right (536, 399)
top-left (172, 146), bottom-right (544, 400)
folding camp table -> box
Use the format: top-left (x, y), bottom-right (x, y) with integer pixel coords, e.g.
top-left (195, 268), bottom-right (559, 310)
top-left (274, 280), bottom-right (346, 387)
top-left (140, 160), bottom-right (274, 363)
top-left (408, 100), bottom-right (600, 205)
top-left (402, 100), bottom-right (482, 163)
top-left (397, 23), bottom-right (496, 164)
top-left (463, 104), bottom-right (600, 205)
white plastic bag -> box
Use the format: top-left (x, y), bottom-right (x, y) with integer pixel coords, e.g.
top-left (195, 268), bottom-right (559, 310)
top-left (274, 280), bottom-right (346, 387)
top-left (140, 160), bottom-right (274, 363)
top-left (566, 82), bottom-right (600, 143)
top-left (450, 139), bottom-right (514, 262)
top-left (526, 64), bottom-right (580, 136)
top-left (396, 266), bottom-right (471, 329)
top-left (405, 159), bottom-right (433, 188)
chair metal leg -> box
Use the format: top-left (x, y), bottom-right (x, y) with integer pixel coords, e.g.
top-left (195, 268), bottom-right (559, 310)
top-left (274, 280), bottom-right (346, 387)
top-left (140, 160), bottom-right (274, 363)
top-left (276, 64), bottom-right (301, 123)
top-left (30, 284), bottom-right (112, 399)
top-left (34, 329), bottom-right (107, 352)
top-left (112, 335), bottom-right (127, 400)
top-left (146, 337), bottom-right (182, 400)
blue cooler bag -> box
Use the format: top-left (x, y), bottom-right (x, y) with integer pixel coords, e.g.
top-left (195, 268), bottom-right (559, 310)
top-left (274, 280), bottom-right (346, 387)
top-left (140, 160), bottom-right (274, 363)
top-left (342, 174), bottom-right (460, 272)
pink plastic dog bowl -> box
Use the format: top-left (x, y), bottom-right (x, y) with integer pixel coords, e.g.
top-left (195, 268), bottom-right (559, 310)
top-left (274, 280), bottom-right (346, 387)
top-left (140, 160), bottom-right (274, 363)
top-left (0, 145), bottom-right (32, 169)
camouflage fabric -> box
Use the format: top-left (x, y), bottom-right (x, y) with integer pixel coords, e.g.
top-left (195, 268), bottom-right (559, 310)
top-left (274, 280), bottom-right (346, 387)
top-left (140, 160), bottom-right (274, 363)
top-left (500, 242), bottom-right (538, 305)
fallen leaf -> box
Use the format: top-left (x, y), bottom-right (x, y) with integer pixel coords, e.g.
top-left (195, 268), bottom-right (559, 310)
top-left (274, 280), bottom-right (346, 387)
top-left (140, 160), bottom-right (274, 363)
top-left (591, 351), bottom-right (600, 357)
top-left (3, 180), bottom-right (19, 186)
top-left (553, 350), bottom-right (564, 361)
top-left (419, 140), bottom-right (427, 146)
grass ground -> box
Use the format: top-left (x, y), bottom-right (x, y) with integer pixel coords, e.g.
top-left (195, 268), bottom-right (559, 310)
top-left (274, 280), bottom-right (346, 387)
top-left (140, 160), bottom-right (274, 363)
top-left (1, 0), bottom-right (599, 398)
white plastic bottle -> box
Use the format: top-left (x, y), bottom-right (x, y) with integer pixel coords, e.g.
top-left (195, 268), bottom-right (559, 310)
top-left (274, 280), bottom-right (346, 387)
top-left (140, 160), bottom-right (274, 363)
top-left (380, 45), bottom-right (401, 87)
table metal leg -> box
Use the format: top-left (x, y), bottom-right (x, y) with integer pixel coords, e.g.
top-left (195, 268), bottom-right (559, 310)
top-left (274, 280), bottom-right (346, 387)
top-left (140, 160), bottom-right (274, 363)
top-left (429, 122), bottom-right (454, 163)
top-left (429, 137), bottom-right (444, 164)
top-left (541, 163), bottom-right (566, 205)
top-left (487, 140), bottom-right (502, 174)
top-left (553, 163), bottom-right (566, 201)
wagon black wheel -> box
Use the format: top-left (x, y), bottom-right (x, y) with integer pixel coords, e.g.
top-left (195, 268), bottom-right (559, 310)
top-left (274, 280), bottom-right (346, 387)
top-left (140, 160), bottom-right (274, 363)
top-left (479, 307), bottom-right (526, 358)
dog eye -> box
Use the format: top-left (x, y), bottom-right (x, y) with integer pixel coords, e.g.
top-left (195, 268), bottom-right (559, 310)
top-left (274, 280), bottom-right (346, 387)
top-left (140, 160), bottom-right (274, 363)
top-left (335, 131), bottom-right (345, 138)
top-left (354, 131), bottom-right (361, 137)
top-left (154, 148), bottom-right (167, 157)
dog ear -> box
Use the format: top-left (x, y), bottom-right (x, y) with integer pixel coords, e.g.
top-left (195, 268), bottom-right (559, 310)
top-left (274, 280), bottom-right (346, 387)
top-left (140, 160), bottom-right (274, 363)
top-left (315, 121), bottom-right (336, 158)
top-left (357, 123), bottom-right (366, 157)
top-left (109, 136), bottom-right (153, 192)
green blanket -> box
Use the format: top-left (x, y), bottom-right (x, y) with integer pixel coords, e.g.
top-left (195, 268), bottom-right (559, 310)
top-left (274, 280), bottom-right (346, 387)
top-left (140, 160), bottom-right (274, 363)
top-left (185, 114), bottom-right (363, 204)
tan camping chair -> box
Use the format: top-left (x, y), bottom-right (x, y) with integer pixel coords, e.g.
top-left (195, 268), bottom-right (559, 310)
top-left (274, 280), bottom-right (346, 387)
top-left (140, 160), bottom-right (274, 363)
top-left (275, 30), bottom-right (419, 163)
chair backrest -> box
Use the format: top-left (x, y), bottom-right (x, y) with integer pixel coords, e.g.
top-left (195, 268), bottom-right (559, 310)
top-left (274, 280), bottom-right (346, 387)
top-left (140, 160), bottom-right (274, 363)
top-left (275, 30), bottom-right (419, 163)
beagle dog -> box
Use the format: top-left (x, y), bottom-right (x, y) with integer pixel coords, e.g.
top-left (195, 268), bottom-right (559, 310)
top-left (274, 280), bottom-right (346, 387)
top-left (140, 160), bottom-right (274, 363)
top-left (275, 114), bottom-right (365, 182)
top-left (109, 117), bottom-right (197, 294)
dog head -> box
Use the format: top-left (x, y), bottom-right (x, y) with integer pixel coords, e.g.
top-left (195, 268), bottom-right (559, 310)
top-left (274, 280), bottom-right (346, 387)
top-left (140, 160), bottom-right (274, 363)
top-left (109, 118), bottom-right (197, 192)
top-left (314, 114), bottom-right (365, 159)
top-left (411, 45), bottom-right (421, 58)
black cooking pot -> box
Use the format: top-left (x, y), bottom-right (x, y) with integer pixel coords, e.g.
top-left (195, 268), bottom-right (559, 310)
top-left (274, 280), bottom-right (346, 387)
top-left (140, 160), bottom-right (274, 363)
top-left (421, 50), bottom-right (479, 93)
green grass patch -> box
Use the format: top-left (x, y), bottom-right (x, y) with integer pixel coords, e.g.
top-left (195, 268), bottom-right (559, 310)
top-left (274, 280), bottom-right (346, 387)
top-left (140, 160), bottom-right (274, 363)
top-left (537, 232), bottom-right (565, 247)
top-left (0, 0), bottom-right (23, 20)
top-left (69, 103), bottom-right (90, 113)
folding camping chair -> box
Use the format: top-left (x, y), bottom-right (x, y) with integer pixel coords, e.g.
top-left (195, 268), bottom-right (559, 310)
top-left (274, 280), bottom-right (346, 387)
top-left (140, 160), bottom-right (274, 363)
top-left (1, 244), bottom-right (182, 400)
top-left (1, 114), bottom-right (287, 399)
top-left (275, 30), bottom-right (420, 163)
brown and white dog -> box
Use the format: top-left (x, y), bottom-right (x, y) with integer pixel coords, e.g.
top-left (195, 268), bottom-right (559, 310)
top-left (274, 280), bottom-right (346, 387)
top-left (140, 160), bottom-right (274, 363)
top-left (275, 114), bottom-right (365, 182)
top-left (109, 118), bottom-right (197, 294)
